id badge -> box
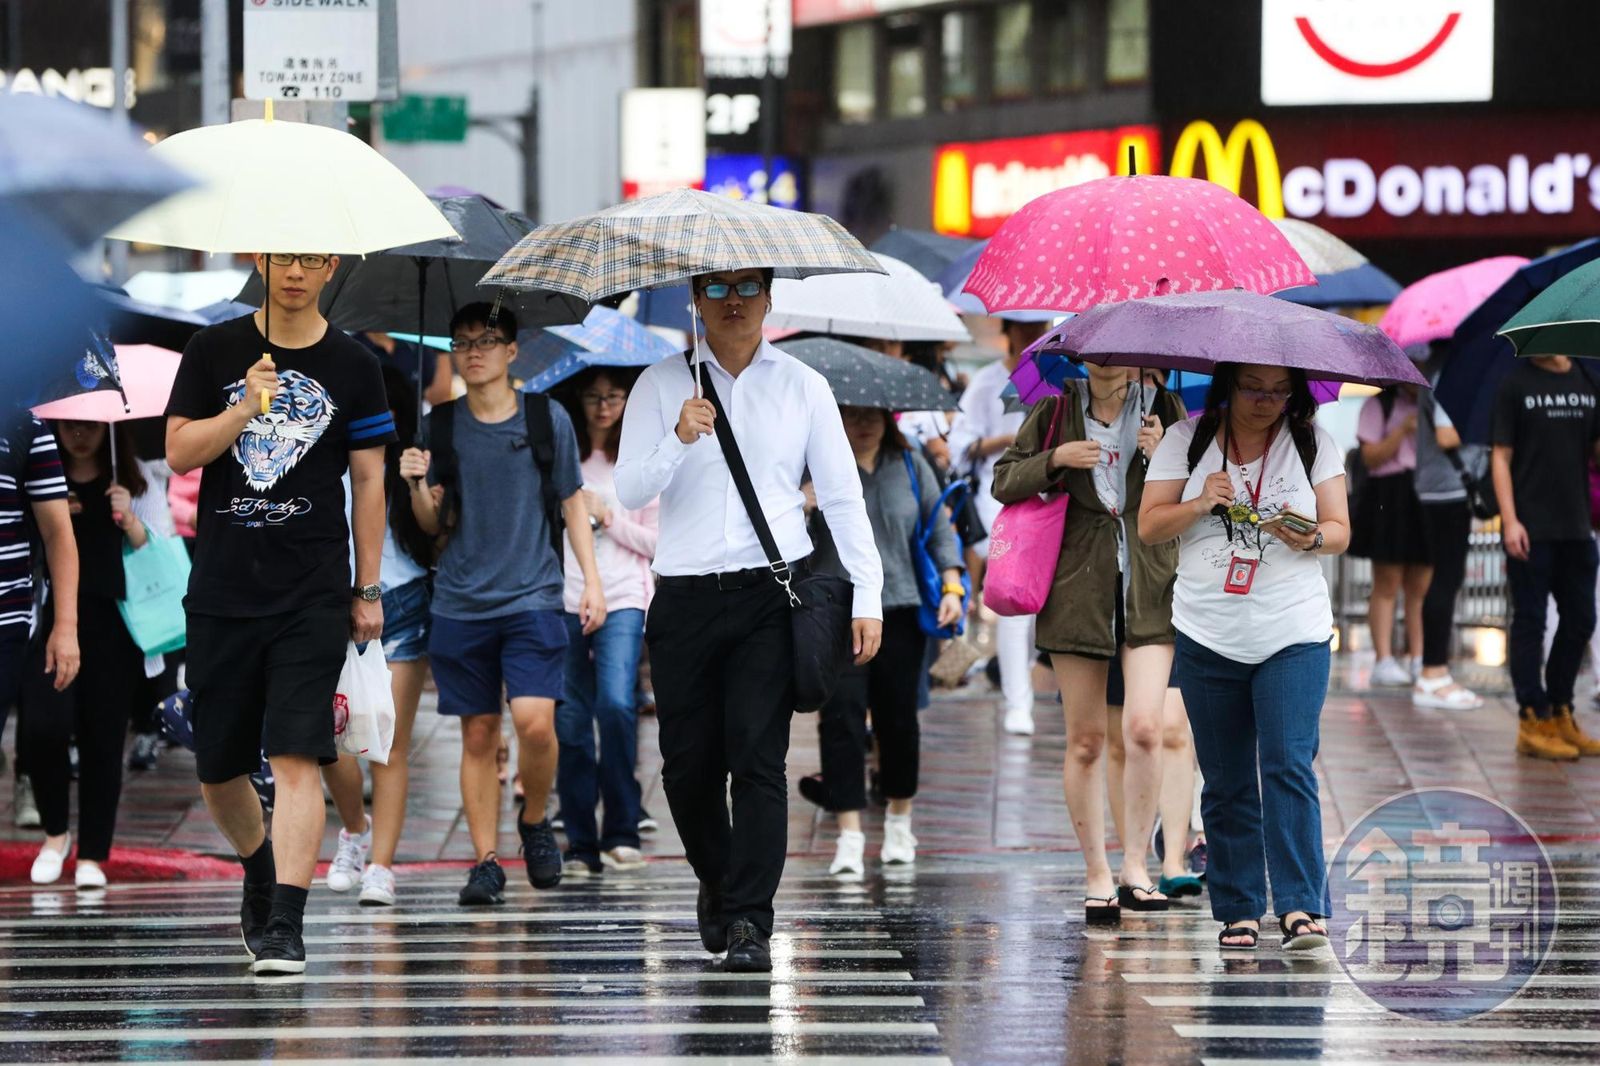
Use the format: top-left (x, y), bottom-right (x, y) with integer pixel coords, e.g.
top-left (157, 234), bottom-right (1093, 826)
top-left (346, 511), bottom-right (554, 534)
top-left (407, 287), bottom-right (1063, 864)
top-left (1223, 554), bottom-right (1259, 596)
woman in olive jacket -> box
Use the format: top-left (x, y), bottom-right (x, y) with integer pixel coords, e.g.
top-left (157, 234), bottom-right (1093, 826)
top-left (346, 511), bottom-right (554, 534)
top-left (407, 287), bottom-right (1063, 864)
top-left (992, 363), bottom-right (1185, 922)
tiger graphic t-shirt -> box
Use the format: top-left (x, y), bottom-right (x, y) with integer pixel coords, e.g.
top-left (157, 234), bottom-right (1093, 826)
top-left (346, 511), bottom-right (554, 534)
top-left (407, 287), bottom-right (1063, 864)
top-left (166, 313), bottom-right (397, 618)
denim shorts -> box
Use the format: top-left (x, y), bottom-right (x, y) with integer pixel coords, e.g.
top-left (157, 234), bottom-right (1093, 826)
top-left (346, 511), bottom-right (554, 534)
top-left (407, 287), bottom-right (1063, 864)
top-left (428, 608), bottom-right (569, 716)
top-left (381, 578), bottom-right (432, 663)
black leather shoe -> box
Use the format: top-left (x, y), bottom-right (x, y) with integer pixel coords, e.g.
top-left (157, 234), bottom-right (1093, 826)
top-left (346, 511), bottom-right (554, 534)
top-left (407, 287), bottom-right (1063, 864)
top-left (697, 880), bottom-right (726, 953)
top-left (240, 880), bottom-right (273, 959)
top-left (722, 919), bottom-right (772, 973)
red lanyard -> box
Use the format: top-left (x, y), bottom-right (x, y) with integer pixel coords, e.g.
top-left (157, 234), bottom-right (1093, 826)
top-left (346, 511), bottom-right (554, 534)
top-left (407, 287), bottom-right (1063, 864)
top-left (1227, 420), bottom-right (1280, 511)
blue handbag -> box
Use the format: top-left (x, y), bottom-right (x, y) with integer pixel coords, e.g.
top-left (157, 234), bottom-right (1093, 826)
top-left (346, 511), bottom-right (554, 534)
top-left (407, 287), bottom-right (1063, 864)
top-left (903, 451), bottom-right (971, 639)
top-left (118, 533), bottom-right (191, 655)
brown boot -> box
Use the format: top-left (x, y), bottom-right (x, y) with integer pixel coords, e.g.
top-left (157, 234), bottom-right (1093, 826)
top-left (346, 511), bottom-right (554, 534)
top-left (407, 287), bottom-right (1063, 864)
top-left (1553, 705), bottom-right (1600, 756)
top-left (1516, 707), bottom-right (1579, 761)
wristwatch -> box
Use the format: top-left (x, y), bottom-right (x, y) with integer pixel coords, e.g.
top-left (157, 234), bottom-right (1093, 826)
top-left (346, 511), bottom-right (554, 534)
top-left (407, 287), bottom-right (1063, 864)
top-left (1302, 531), bottom-right (1325, 553)
top-left (354, 583), bottom-right (382, 602)
top-left (588, 514), bottom-right (603, 533)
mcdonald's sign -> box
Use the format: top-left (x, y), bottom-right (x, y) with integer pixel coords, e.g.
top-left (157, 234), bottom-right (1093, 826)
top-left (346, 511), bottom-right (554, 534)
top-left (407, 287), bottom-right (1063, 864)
top-left (1168, 119), bottom-right (1285, 218)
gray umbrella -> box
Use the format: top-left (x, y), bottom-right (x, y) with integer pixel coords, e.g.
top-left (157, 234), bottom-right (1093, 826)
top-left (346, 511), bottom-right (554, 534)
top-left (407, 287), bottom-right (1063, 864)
top-left (780, 336), bottom-right (958, 413)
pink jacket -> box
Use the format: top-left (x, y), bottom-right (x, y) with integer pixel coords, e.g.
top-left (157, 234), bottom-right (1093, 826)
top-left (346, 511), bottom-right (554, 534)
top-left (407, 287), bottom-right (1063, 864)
top-left (563, 452), bottom-right (660, 614)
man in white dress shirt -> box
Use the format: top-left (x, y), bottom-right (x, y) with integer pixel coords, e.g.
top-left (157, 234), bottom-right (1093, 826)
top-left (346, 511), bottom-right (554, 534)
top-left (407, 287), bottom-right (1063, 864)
top-left (616, 266), bottom-right (884, 973)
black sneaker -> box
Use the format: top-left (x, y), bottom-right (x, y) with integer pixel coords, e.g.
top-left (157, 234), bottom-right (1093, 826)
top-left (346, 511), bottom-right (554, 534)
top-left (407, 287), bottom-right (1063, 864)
top-left (638, 808), bottom-right (659, 833)
top-left (518, 818), bottom-right (563, 889)
top-left (697, 879), bottom-right (727, 953)
top-left (240, 880), bottom-right (273, 959)
top-left (250, 919), bottom-right (307, 975)
top-left (458, 857), bottom-right (507, 906)
top-left (550, 810), bottom-right (565, 831)
top-left (797, 774), bottom-right (832, 810)
top-left (128, 732), bottom-right (160, 772)
top-left (722, 919), bottom-right (772, 973)
top-left (564, 851), bottom-right (603, 877)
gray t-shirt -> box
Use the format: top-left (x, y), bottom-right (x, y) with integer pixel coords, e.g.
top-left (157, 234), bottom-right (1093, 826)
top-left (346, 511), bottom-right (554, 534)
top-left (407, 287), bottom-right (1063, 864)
top-left (428, 397), bottom-right (583, 620)
top-left (1415, 390), bottom-right (1473, 504)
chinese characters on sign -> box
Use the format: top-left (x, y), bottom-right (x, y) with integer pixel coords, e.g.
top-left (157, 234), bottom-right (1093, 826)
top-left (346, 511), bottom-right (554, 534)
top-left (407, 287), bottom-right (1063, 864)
top-left (243, 1), bottom-right (380, 102)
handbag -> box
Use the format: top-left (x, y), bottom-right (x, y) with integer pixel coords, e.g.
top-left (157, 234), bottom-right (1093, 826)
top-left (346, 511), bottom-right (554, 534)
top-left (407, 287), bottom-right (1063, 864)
top-left (1442, 447), bottom-right (1498, 520)
top-left (333, 641), bottom-right (397, 764)
top-left (695, 358), bottom-right (854, 713)
top-left (117, 533), bottom-right (191, 655)
top-left (983, 397), bottom-right (1070, 617)
top-left (903, 450), bottom-right (970, 638)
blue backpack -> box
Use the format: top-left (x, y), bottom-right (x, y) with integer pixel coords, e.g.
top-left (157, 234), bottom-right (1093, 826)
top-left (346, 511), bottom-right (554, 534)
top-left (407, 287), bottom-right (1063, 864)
top-left (903, 451), bottom-right (971, 639)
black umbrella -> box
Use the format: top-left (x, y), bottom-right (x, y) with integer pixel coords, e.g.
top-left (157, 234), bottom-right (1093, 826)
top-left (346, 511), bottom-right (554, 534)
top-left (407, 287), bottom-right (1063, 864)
top-left (238, 194), bottom-right (590, 436)
top-left (869, 227), bottom-right (980, 282)
top-left (780, 336), bottom-right (958, 413)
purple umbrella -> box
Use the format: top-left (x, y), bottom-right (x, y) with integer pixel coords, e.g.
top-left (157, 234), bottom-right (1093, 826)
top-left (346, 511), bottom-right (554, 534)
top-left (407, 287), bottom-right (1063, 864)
top-left (1023, 290), bottom-right (1426, 390)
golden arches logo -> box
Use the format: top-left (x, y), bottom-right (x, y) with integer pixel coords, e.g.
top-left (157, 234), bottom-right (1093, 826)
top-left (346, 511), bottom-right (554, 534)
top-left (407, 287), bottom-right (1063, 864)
top-left (1169, 120), bottom-right (1284, 218)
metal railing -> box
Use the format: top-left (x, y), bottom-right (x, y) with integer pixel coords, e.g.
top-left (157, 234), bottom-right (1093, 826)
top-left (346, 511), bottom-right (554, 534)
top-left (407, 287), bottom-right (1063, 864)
top-left (1327, 524), bottom-right (1508, 650)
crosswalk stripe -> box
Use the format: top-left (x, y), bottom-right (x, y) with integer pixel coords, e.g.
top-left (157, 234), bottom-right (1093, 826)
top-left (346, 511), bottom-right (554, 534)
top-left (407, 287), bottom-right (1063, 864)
top-left (0, 994), bottom-right (928, 1013)
top-left (1173, 1024), bottom-right (1600, 1044)
top-left (0, 930), bottom-right (893, 950)
top-left (0, 909), bottom-right (884, 930)
top-left (0, 971), bottom-right (918, 991)
top-left (0, 947), bottom-right (904, 969)
top-left (0, 1021), bottom-right (944, 1043)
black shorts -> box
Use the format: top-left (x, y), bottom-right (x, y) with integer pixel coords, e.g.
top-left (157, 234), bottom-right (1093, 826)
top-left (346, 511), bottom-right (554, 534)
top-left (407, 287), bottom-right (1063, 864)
top-left (186, 605), bottom-right (348, 784)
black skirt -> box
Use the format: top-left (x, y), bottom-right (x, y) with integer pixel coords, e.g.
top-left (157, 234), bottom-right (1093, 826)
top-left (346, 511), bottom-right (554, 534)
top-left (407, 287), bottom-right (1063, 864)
top-left (1350, 471), bottom-right (1431, 565)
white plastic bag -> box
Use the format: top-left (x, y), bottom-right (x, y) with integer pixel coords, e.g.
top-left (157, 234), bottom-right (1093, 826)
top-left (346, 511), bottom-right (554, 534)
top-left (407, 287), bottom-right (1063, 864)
top-left (333, 641), bottom-right (395, 765)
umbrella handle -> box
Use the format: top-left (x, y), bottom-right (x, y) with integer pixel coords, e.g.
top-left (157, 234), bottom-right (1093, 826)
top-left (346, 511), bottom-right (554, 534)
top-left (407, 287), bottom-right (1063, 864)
top-left (260, 256), bottom-right (274, 414)
top-left (260, 354), bottom-right (274, 414)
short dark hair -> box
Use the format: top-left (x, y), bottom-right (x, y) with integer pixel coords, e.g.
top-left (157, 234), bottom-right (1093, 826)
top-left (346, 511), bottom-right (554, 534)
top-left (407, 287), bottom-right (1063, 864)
top-left (690, 267), bottom-right (775, 292)
top-left (449, 301), bottom-right (518, 340)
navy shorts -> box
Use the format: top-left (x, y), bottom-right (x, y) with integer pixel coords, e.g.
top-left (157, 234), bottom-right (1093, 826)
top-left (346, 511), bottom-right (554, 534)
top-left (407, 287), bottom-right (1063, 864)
top-left (429, 608), bottom-right (569, 716)
top-left (381, 578), bottom-right (431, 663)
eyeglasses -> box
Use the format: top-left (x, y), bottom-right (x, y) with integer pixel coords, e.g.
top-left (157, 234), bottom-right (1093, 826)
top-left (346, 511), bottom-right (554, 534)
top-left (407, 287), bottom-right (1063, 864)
top-left (265, 253), bottom-right (330, 270)
top-left (582, 391), bottom-right (628, 408)
top-left (1237, 386), bottom-right (1292, 404)
top-left (449, 334), bottom-right (510, 352)
top-left (699, 280), bottom-right (765, 300)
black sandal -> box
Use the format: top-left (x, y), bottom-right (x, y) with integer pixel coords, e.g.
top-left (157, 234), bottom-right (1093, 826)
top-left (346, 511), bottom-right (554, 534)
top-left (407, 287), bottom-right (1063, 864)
top-left (1117, 884), bottom-right (1170, 912)
top-left (1084, 895), bottom-right (1121, 924)
top-left (1218, 923), bottom-right (1260, 949)
top-left (1279, 915), bottom-right (1329, 951)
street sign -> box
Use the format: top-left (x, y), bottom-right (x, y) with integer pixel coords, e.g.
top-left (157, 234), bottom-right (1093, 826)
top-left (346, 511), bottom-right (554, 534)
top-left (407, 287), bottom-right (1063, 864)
top-left (705, 77), bottom-right (765, 154)
top-left (382, 94), bottom-right (469, 143)
top-left (243, 0), bottom-right (383, 102)
top-left (701, 0), bottom-right (790, 78)
top-left (621, 89), bottom-right (706, 200)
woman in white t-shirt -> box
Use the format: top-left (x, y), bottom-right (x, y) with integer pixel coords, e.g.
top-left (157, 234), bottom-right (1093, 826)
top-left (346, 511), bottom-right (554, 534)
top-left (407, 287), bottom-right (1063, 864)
top-left (1141, 363), bottom-right (1349, 953)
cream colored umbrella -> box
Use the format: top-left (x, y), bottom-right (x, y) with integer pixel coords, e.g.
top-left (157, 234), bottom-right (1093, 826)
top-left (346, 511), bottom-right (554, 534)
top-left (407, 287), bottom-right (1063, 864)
top-left (767, 252), bottom-right (971, 342)
top-left (1271, 218), bottom-right (1368, 276)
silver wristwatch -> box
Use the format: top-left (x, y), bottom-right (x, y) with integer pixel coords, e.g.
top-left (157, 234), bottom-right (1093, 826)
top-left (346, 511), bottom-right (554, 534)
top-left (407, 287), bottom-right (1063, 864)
top-left (354, 583), bottom-right (382, 602)
top-left (1303, 531), bottom-right (1324, 553)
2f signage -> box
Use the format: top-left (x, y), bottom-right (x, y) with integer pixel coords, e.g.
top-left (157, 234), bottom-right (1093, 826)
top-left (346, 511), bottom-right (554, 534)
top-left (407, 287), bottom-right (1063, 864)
top-left (705, 78), bottom-right (769, 154)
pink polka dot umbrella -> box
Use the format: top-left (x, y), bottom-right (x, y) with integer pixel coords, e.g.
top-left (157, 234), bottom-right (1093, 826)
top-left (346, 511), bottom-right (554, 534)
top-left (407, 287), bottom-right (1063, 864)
top-left (961, 175), bottom-right (1317, 315)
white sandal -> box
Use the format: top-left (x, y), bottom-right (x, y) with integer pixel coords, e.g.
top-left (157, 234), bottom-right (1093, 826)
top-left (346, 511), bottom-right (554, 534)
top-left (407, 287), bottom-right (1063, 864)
top-left (1413, 674), bottom-right (1483, 710)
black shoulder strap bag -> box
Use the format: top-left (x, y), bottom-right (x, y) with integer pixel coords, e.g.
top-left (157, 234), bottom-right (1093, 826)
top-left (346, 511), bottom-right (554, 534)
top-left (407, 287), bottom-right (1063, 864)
top-left (691, 353), bottom-right (855, 713)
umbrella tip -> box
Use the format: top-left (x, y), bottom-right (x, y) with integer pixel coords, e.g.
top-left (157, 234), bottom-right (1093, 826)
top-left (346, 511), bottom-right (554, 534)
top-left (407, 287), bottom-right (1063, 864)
top-left (1127, 144), bottom-right (1137, 176)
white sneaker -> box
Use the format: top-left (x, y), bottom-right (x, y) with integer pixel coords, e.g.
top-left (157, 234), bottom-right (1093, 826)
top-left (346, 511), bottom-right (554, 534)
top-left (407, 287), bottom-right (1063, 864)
top-left (601, 846), bottom-right (647, 871)
top-left (881, 814), bottom-right (918, 866)
top-left (326, 817), bottom-right (371, 892)
top-left (829, 830), bottom-right (866, 876)
top-left (1371, 657), bottom-right (1413, 687)
top-left (1003, 706), bottom-right (1035, 736)
top-left (74, 859), bottom-right (107, 889)
top-left (358, 863), bottom-right (396, 906)
top-left (13, 777), bottom-right (40, 828)
top-left (1407, 657), bottom-right (1423, 681)
top-left (30, 835), bottom-right (70, 885)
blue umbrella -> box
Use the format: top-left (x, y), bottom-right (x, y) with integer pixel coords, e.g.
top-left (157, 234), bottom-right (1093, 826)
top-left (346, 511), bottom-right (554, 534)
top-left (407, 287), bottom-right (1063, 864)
top-left (633, 283), bottom-right (693, 332)
top-left (1277, 262), bottom-right (1404, 308)
top-left (1026, 353), bottom-right (1213, 410)
top-left (0, 202), bottom-right (105, 406)
top-left (1435, 237), bottom-right (1600, 443)
top-left (936, 241), bottom-right (1058, 322)
top-left (0, 93), bottom-right (194, 248)
top-left (516, 306), bottom-right (679, 393)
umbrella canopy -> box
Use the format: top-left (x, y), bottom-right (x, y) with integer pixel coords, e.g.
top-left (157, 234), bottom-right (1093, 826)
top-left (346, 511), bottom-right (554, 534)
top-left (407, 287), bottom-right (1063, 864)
top-left (780, 336), bottom-right (958, 413)
top-left (32, 345), bottom-right (180, 423)
top-left (107, 113), bottom-right (454, 254)
top-left (0, 203), bottom-right (106, 406)
top-left (515, 306), bottom-right (680, 392)
top-left (1013, 350), bottom-right (1341, 408)
top-left (1027, 290), bottom-right (1426, 389)
top-left (1378, 256), bottom-right (1529, 349)
top-left (961, 174), bottom-right (1316, 314)
top-left (1433, 239), bottom-right (1600, 442)
top-left (1499, 257), bottom-right (1600, 358)
top-left (632, 283), bottom-right (694, 332)
top-left (0, 93), bottom-right (196, 249)
top-left (124, 269), bottom-right (252, 311)
top-left (768, 253), bottom-right (971, 342)
top-left (481, 188), bottom-right (884, 303)
top-left (937, 241), bottom-right (1058, 320)
top-left (1276, 262), bottom-right (1403, 308)
top-left (1271, 219), bottom-right (1366, 275)
top-left (869, 228), bottom-right (980, 281)
top-left (96, 287), bottom-right (254, 349)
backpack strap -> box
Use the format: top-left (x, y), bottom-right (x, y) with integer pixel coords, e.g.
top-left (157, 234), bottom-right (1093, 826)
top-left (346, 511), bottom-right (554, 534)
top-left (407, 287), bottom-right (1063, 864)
top-left (429, 399), bottom-right (460, 532)
top-left (523, 393), bottom-right (565, 565)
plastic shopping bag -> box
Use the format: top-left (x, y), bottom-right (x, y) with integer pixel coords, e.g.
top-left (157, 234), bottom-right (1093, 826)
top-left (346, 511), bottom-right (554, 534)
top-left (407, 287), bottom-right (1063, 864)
top-left (333, 641), bottom-right (395, 765)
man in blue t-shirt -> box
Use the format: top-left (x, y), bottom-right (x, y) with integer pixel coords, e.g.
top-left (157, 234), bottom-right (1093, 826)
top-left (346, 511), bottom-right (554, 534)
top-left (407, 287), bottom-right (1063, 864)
top-left (401, 302), bottom-right (605, 905)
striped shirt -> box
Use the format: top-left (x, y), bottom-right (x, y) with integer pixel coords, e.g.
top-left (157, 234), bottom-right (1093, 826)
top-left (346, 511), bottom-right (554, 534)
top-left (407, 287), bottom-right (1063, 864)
top-left (0, 418), bottom-right (67, 630)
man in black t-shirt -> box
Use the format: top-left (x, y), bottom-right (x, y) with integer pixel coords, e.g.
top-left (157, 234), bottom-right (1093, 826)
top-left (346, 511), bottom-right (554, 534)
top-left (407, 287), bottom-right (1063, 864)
top-left (166, 251), bottom-right (396, 976)
top-left (1491, 355), bottom-right (1600, 761)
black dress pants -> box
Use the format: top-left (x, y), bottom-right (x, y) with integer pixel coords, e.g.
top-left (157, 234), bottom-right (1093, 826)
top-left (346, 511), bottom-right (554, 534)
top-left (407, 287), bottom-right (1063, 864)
top-left (647, 578), bottom-right (795, 937)
top-left (817, 606), bottom-right (924, 810)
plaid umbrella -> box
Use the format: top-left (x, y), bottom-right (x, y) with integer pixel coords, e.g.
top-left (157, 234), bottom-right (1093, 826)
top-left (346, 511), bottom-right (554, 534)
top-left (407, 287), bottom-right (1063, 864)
top-left (781, 336), bottom-right (958, 413)
top-left (481, 188), bottom-right (884, 303)
top-left (514, 306), bottom-right (679, 392)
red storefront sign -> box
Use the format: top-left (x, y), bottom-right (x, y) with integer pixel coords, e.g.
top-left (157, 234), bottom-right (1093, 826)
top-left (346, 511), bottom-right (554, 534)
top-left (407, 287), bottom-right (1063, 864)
top-left (932, 126), bottom-right (1162, 238)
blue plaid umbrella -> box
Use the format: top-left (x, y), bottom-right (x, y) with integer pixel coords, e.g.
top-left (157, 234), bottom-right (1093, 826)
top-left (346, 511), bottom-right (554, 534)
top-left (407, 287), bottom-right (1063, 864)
top-left (516, 306), bottom-right (679, 393)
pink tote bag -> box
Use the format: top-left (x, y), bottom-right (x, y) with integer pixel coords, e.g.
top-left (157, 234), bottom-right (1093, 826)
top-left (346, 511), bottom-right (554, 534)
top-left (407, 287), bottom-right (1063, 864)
top-left (984, 399), bottom-right (1070, 617)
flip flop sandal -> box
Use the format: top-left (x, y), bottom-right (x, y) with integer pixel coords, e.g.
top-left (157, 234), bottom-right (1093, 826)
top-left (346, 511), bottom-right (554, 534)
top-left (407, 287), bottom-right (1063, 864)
top-left (1280, 915), bottom-right (1330, 951)
top-left (1084, 895), bottom-right (1122, 924)
top-left (1158, 874), bottom-right (1204, 898)
top-left (1218, 923), bottom-right (1260, 949)
top-left (1117, 884), bottom-right (1170, 911)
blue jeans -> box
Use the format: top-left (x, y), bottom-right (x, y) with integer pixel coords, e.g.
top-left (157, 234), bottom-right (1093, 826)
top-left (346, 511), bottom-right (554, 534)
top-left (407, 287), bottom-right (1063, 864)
top-left (1174, 632), bottom-right (1330, 924)
top-left (556, 609), bottom-right (645, 855)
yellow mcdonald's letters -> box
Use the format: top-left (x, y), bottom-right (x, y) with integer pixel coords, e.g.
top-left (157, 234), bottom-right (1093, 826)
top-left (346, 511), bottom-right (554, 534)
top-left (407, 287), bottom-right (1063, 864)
top-left (1169, 119), bottom-right (1285, 218)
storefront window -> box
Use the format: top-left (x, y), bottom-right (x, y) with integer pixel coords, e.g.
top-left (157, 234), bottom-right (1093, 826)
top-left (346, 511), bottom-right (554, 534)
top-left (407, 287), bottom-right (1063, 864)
top-left (1042, 0), bottom-right (1091, 93)
top-left (1106, 0), bottom-right (1150, 83)
top-left (992, 2), bottom-right (1032, 99)
top-left (834, 22), bottom-right (876, 123)
top-left (886, 16), bottom-right (925, 118)
top-left (940, 10), bottom-right (979, 110)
